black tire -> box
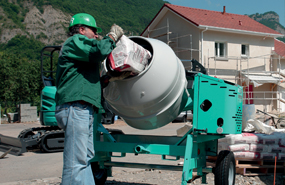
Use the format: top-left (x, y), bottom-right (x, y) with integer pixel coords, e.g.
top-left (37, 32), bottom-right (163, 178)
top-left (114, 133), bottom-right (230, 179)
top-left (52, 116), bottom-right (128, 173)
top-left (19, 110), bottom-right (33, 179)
top-left (214, 150), bottom-right (236, 185)
top-left (91, 162), bottom-right (107, 185)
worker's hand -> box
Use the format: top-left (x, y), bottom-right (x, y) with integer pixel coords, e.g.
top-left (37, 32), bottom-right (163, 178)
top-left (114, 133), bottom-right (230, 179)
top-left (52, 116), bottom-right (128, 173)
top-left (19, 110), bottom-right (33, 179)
top-left (109, 71), bottom-right (131, 82)
top-left (108, 24), bottom-right (124, 42)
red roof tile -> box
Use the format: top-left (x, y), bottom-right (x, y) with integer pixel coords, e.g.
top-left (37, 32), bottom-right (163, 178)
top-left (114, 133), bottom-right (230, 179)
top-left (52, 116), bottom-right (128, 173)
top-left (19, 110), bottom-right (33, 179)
top-left (274, 39), bottom-right (285, 57)
top-left (164, 3), bottom-right (282, 36)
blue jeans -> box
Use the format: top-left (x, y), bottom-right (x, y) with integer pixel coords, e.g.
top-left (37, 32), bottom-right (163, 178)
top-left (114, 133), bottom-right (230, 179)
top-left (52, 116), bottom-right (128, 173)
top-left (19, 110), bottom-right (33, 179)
top-left (55, 102), bottom-right (96, 185)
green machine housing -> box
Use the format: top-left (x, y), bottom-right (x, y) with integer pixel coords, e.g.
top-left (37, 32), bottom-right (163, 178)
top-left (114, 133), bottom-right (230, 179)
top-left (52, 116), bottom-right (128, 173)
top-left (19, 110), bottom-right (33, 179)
top-left (40, 86), bottom-right (57, 126)
top-left (92, 71), bottom-right (243, 185)
top-left (186, 72), bottom-right (243, 134)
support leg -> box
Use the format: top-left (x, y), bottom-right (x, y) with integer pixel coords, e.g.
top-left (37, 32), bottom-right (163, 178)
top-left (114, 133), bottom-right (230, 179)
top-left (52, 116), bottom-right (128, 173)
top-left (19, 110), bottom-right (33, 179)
top-left (181, 135), bottom-right (197, 185)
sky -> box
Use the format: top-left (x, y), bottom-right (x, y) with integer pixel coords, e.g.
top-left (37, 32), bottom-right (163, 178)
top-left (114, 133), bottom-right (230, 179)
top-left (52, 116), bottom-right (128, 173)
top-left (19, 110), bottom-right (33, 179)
top-left (167, 0), bottom-right (285, 27)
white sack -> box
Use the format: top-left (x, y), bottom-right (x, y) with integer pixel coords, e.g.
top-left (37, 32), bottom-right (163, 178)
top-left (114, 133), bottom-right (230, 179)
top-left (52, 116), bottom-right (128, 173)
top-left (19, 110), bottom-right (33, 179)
top-left (233, 152), bottom-right (260, 159)
top-left (247, 119), bottom-right (275, 134)
top-left (268, 144), bottom-right (284, 153)
top-left (108, 35), bottom-right (151, 74)
top-left (221, 133), bottom-right (264, 145)
top-left (260, 134), bottom-right (279, 145)
top-left (260, 152), bottom-right (276, 160)
top-left (278, 153), bottom-right (285, 160)
top-left (249, 144), bottom-right (269, 152)
top-left (246, 119), bottom-right (285, 134)
top-left (271, 132), bottom-right (285, 146)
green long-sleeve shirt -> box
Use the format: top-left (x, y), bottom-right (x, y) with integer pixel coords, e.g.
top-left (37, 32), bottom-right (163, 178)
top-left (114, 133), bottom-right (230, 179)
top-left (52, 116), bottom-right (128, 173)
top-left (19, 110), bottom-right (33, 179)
top-left (55, 34), bottom-right (116, 112)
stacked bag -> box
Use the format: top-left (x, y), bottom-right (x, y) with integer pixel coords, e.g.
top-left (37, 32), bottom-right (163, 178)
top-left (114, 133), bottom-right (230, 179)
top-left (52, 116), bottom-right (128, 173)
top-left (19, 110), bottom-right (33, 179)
top-left (218, 132), bottom-right (285, 160)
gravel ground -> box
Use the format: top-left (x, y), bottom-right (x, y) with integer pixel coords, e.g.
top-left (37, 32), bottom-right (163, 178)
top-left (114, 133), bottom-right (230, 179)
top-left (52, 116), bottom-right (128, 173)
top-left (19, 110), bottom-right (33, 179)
top-left (1, 121), bottom-right (284, 185)
top-left (1, 170), bottom-right (283, 185)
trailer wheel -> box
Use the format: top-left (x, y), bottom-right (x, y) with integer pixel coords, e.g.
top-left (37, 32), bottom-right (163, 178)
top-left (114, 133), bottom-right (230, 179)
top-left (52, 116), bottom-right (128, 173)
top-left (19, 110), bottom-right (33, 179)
top-left (91, 162), bottom-right (107, 185)
top-left (214, 150), bottom-right (235, 185)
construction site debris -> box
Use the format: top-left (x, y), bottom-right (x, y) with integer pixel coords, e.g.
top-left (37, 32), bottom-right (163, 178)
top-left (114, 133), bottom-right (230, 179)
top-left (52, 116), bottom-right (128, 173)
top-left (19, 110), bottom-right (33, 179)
top-left (244, 119), bottom-right (285, 134)
top-left (176, 123), bottom-right (192, 137)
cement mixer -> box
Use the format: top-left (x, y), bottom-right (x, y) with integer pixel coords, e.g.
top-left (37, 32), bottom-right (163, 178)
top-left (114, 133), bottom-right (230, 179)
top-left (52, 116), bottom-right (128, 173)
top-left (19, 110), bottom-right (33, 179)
top-left (103, 36), bottom-right (188, 130)
top-left (91, 36), bottom-right (243, 185)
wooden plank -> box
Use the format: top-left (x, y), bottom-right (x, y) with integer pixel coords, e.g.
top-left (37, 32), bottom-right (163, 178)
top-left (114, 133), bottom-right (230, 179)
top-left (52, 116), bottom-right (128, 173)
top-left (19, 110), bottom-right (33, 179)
top-left (0, 148), bottom-right (12, 159)
top-left (235, 158), bottom-right (285, 176)
top-left (237, 164), bottom-right (284, 169)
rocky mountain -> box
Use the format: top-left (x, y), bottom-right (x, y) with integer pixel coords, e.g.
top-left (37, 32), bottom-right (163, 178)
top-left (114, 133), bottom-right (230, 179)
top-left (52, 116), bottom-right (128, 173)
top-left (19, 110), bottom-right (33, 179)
top-left (0, 2), bottom-right (70, 45)
top-left (248, 11), bottom-right (285, 41)
top-left (0, 5), bottom-right (70, 45)
top-left (249, 11), bottom-right (280, 22)
top-left (0, 0), bottom-right (167, 45)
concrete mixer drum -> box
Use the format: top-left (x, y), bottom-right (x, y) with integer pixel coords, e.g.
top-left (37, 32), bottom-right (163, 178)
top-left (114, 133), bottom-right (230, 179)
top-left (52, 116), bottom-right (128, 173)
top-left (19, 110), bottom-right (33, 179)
top-left (102, 36), bottom-right (189, 130)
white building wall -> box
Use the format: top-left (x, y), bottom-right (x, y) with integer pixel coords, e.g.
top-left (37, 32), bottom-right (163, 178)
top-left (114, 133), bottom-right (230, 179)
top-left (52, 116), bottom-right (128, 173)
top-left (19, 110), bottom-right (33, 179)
top-left (202, 30), bottom-right (275, 82)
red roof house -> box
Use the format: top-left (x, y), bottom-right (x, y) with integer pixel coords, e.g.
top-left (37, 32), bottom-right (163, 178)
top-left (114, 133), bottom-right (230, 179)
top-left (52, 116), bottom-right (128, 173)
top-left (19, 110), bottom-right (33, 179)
top-left (140, 3), bottom-right (285, 113)
top-left (141, 4), bottom-right (283, 37)
top-left (274, 39), bottom-right (285, 58)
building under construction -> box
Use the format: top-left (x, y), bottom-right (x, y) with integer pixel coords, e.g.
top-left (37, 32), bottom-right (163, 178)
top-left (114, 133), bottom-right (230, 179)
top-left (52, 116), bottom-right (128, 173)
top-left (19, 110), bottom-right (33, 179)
top-left (141, 3), bottom-right (285, 117)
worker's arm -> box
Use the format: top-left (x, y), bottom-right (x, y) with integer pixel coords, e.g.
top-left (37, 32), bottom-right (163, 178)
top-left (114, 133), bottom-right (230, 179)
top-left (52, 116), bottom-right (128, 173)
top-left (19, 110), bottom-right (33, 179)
top-left (65, 24), bottom-right (124, 63)
top-left (65, 34), bottom-right (116, 63)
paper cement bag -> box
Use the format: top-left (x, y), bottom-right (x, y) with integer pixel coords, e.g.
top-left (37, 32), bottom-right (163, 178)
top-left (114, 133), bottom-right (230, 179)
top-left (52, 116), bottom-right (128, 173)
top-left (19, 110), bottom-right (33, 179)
top-left (249, 144), bottom-right (269, 152)
top-left (233, 152), bottom-right (260, 159)
top-left (218, 142), bottom-right (249, 152)
top-left (107, 35), bottom-right (152, 74)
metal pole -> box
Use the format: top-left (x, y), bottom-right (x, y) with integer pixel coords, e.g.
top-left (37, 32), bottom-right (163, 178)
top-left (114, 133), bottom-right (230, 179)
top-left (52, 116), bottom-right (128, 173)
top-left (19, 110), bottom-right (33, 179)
top-left (265, 57), bottom-right (266, 71)
top-left (207, 50), bottom-right (210, 75)
top-left (190, 35), bottom-right (192, 60)
top-left (278, 55), bottom-right (281, 112)
top-left (236, 58), bottom-right (238, 84)
top-left (167, 19), bottom-right (169, 45)
top-left (215, 57), bottom-right (216, 76)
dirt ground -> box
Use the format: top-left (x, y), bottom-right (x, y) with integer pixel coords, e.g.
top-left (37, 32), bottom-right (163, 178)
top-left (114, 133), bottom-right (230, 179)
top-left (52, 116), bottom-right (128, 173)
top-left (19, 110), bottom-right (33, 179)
top-left (0, 120), bottom-right (284, 185)
top-left (1, 171), bottom-right (284, 185)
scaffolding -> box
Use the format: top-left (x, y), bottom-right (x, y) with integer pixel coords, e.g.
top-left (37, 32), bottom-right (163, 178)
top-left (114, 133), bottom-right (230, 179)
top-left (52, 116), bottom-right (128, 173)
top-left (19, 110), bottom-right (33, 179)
top-left (206, 54), bottom-right (285, 113)
top-left (146, 19), bottom-right (201, 70)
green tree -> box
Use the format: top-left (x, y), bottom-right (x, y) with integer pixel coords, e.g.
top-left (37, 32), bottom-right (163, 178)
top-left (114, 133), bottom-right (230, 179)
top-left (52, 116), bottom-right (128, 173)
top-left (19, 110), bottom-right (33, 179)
top-left (0, 53), bottom-right (42, 113)
top-left (0, 35), bottom-right (45, 61)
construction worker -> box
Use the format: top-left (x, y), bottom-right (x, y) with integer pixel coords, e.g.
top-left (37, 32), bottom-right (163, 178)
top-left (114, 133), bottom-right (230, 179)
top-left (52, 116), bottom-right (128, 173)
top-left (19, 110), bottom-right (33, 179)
top-left (55, 13), bottom-right (123, 184)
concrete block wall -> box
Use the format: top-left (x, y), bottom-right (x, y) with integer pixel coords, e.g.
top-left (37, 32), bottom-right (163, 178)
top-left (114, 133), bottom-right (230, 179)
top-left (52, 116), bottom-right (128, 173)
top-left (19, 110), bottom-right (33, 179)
top-left (20, 104), bottom-right (38, 122)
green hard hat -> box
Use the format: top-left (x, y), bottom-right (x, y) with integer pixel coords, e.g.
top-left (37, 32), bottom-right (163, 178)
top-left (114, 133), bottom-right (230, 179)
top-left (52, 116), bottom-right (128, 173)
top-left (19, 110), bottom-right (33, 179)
top-left (69, 13), bottom-right (102, 33)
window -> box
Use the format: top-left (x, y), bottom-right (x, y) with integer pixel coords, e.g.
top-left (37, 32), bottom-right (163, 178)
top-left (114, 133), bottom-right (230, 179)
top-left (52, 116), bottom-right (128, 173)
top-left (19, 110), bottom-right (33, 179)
top-left (215, 42), bottom-right (226, 58)
top-left (241, 44), bottom-right (249, 56)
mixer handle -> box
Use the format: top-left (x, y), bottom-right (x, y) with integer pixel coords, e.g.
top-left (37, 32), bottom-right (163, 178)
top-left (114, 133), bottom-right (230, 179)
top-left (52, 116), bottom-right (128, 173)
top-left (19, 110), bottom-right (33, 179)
top-left (190, 59), bottom-right (207, 75)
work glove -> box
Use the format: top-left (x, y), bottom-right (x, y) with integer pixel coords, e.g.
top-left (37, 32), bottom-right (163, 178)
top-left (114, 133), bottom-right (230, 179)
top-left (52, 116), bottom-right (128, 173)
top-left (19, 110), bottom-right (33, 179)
top-left (109, 71), bottom-right (131, 82)
top-left (108, 24), bottom-right (124, 42)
